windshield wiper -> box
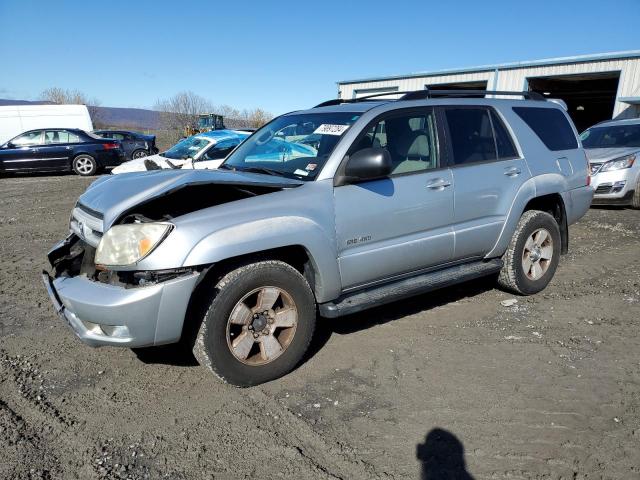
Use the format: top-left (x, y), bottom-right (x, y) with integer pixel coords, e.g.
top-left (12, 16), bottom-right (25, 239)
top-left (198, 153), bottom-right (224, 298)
top-left (234, 166), bottom-right (288, 177)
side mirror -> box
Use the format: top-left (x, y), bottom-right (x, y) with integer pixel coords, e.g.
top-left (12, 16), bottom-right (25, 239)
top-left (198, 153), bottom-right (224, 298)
top-left (341, 147), bottom-right (392, 184)
top-left (3, 142), bottom-right (15, 149)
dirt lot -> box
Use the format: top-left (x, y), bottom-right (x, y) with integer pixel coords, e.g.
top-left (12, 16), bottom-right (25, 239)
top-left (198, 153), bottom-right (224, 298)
top-left (0, 174), bottom-right (639, 480)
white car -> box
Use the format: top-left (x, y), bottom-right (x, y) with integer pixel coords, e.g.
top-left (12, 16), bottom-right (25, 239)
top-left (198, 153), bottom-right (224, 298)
top-left (111, 130), bottom-right (249, 174)
top-left (581, 118), bottom-right (640, 208)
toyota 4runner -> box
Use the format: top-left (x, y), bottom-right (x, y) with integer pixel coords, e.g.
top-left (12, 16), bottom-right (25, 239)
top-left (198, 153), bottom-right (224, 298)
top-left (43, 89), bottom-right (593, 386)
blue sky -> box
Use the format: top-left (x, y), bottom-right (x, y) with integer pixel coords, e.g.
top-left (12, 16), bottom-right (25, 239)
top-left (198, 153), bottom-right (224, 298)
top-left (1, 0), bottom-right (638, 115)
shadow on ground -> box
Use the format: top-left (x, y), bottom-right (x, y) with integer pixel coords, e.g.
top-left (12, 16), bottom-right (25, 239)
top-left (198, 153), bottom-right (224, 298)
top-left (132, 344), bottom-right (199, 367)
top-left (304, 275), bottom-right (496, 364)
top-left (417, 428), bottom-right (474, 480)
top-left (132, 276), bottom-right (496, 370)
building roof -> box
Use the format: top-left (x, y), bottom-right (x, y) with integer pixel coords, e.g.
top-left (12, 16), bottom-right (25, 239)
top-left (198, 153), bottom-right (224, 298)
top-left (338, 50), bottom-right (640, 85)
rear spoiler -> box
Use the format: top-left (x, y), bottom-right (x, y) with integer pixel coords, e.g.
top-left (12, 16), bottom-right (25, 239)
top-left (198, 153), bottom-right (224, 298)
top-left (546, 98), bottom-right (568, 111)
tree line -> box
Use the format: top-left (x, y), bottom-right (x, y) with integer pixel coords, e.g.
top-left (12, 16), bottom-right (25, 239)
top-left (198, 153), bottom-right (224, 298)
top-left (40, 87), bottom-right (274, 143)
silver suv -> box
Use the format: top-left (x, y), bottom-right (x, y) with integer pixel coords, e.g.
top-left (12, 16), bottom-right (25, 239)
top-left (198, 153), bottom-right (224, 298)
top-left (43, 90), bottom-right (593, 386)
top-left (581, 118), bottom-right (640, 208)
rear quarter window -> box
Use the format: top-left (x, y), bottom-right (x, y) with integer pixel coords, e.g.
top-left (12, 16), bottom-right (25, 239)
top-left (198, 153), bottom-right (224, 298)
top-left (513, 107), bottom-right (578, 151)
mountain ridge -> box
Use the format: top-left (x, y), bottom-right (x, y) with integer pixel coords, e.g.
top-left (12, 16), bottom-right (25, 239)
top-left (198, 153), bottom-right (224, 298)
top-left (0, 98), bottom-right (161, 130)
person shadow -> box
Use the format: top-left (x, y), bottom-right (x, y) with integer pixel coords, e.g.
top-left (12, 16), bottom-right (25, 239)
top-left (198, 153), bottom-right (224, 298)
top-left (416, 428), bottom-right (474, 480)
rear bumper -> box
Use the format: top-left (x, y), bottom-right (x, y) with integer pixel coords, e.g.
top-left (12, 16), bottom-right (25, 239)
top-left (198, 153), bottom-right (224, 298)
top-left (564, 185), bottom-right (594, 225)
top-left (96, 149), bottom-right (126, 167)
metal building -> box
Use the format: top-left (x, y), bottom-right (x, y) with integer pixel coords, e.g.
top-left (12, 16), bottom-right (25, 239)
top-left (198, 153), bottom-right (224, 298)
top-left (337, 51), bottom-right (640, 132)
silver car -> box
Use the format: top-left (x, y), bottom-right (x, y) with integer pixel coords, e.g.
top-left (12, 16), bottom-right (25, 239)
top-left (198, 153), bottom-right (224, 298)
top-left (581, 118), bottom-right (640, 208)
top-left (43, 90), bottom-right (593, 386)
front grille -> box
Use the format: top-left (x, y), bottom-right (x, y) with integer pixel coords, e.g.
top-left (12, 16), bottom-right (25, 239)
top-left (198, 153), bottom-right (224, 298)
top-left (70, 205), bottom-right (104, 247)
top-left (595, 184), bottom-right (612, 194)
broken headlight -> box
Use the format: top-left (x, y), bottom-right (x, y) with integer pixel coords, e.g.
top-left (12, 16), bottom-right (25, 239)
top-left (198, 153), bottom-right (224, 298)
top-left (95, 223), bottom-right (173, 267)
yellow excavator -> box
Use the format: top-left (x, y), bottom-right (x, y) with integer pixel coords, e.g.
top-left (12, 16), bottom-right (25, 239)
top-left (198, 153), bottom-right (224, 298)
top-left (184, 113), bottom-right (225, 137)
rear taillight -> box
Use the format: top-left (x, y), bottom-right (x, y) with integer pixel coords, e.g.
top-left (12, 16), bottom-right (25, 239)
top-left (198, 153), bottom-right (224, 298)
top-left (584, 151), bottom-right (590, 186)
top-left (102, 143), bottom-right (119, 150)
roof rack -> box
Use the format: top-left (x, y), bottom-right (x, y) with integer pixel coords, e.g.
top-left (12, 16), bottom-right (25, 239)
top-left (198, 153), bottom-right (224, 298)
top-left (401, 89), bottom-right (546, 101)
top-left (314, 88), bottom-right (545, 108)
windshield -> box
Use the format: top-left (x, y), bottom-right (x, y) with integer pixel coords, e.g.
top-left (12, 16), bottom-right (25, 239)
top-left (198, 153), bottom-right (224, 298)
top-left (163, 136), bottom-right (211, 160)
top-left (222, 112), bottom-right (361, 180)
top-left (581, 124), bottom-right (640, 149)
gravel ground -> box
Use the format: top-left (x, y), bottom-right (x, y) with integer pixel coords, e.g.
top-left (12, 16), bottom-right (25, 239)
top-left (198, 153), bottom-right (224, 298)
top-left (1, 174), bottom-right (639, 480)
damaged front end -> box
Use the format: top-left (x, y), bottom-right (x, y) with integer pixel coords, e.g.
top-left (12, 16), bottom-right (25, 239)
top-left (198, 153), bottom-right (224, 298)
top-left (42, 168), bottom-right (304, 348)
top-left (42, 234), bottom-right (201, 348)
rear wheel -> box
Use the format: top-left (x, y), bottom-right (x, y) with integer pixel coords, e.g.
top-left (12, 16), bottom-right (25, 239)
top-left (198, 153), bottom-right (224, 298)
top-left (132, 149), bottom-right (148, 159)
top-left (72, 154), bottom-right (97, 176)
top-left (193, 260), bottom-right (316, 387)
top-left (498, 210), bottom-right (561, 295)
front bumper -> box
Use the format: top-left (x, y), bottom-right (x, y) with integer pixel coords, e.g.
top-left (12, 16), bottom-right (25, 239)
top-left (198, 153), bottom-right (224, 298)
top-left (42, 238), bottom-right (201, 348)
top-left (590, 168), bottom-right (637, 205)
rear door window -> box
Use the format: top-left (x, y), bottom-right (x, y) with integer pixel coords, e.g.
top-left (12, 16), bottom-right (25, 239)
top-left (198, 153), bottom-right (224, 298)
top-left (45, 130), bottom-right (80, 144)
top-left (444, 108), bottom-right (497, 165)
top-left (513, 107), bottom-right (578, 151)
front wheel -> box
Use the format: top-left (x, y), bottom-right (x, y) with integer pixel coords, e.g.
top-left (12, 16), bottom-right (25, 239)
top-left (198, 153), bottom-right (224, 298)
top-left (631, 178), bottom-right (640, 209)
top-left (193, 260), bottom-right (316, 387)
top-left (72, 154), bottom-right (97, 176)
top-left (498, 210), bottom-right (561, 295)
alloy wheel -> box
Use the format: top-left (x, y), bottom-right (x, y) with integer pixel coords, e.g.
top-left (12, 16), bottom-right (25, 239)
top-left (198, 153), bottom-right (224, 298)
top-left (75, 157), bottom-right (94, 175)
top-left (226, 287), bottom-right (298, 366)
top-left (522, 228), bottom-right (553, 280)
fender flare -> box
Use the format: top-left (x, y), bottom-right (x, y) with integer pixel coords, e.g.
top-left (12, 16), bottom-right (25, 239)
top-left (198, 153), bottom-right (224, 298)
top-left (486, 174), bottom-right (569, 258)
top-left (182, 216), bottom-right (341, 303)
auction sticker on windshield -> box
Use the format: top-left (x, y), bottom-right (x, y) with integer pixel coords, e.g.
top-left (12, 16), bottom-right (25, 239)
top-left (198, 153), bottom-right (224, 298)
top-left (314, 124), bottom-right (350, 136)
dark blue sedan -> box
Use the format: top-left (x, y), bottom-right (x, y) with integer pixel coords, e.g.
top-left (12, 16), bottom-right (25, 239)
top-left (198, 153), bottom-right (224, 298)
top-left (0, 128), bottom-right (125, 176)
top-left (93, 130), bottom-right (158, 160)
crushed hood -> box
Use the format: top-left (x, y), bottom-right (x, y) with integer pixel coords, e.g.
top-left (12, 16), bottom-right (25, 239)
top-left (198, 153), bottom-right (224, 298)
top-left (110, 154), bottom-right (182, 174)
top-left (79, 169), bottom-right (303, 229)
top-left (585, 147), bottom-right (639, 163)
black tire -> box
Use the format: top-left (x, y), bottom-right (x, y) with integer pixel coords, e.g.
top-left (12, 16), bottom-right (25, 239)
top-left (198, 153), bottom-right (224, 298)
top-left (498, 210), bottom-right (561, 295)
top-left (72, 154), bottom-right (97, 176)
top-left (132, 149), bottom-right (148, 160)
top-left (631, 179), bottom-right (640, 209)
top-left (193, 260), bottom-right (316, 387)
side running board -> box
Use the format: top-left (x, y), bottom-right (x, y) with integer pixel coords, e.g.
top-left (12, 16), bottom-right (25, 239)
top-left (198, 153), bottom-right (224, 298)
top-left (319, 259), bottom-right (503, 318)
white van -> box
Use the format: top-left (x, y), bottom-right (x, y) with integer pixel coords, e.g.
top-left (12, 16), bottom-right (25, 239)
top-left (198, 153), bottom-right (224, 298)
top-left (0, 104), bottom-right (93, 145)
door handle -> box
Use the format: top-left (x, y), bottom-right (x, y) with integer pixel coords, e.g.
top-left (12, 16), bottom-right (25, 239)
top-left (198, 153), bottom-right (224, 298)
top-left (426, 178), bottom-right (451, 190)
top-left (504, 166), bottom-right (521, 177)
